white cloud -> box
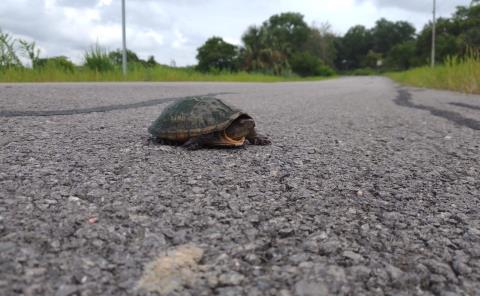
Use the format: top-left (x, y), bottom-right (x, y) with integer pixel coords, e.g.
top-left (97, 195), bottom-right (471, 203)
top-left (63, 7), bottom-right (100, 23)
top-left (98, 0), bottom-right (113, 7)
top-left (172, 29), bottom-right (187, 49)
top-left (354, 0), bottom-right (469, 15)
top-left (88, 24), bottom-right (122, 45)
top-left (224, 37), bottom-right (241, 46)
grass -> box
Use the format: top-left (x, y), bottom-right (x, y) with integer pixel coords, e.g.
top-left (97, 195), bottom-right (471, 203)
top-left (387, 52), bottom-right (480, 94)
top-left (0, 64), bottom-right (334, 83)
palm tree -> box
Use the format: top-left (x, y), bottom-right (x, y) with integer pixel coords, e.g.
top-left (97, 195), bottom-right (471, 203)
top-left (241, 26), bottom-right (264, 71)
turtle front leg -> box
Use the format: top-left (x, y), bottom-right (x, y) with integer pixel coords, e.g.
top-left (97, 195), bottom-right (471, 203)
top-left (182, 137), bottom-right (203, 150)
top-left (151, 137), bottom-right (178, 146)
top-left (182, 134), bottom-right (216, 150)
top-left (246, 128), bottom-right (271, 145)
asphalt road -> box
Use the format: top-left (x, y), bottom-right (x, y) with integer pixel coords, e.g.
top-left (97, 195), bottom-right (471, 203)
top-left (1, 77), bottom-right (479, 296)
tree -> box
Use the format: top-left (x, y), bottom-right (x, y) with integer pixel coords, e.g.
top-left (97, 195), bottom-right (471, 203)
top-left (146, 56), bottom-right (157, 67)
top-left (363, 50), bottom-right (383, 69)
top-left (371, 18), bottom-right (416, 54)
top-left (109, 49), bottom-right (157, 68)
top-left (262, 12), bottom-right (310, 57)
top-left (0, 29), bottom-right (22, 69)
top-left (302, 23), bottom-right (337, 67)
top-left (240, 25), bottom-right (290, 74)
top-left (239, 12), bottom-right (340, 75)
top-left (258, 48), bottom-right (289, 75)
top-left (196, 37), bottom-right (239, 72)
top-left (334, 19), bottom-right (415, 70)
top-left (239, 12), bottom-right (310, 74)
top-left (386, 41), bottom-right (416, 70)
top-left (462, 27), bottom-right (480, 49)
top-left (241, 26), bottom-right (266, 71)
top-left (453, 2), bottom-right (480, 50)
top-left (416, 18), bottom-right (460, 64)
top-left (109, 49), bottom-right (141, 65)
top-left (18, 39), bottom-right (40, 68)
top-left (335, 25), bottom-right (373, 69)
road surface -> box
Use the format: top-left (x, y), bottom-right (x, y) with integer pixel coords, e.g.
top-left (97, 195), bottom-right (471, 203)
top-left (1, 77), bottom-right (479, 295)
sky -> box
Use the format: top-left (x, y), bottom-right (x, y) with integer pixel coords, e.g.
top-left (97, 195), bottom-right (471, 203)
top-left (0, 0), bottom-right (471, 66)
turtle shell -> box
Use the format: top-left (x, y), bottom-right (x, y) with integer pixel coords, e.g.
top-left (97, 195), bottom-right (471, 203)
top-left (148, 96), bottom-right (250, 142)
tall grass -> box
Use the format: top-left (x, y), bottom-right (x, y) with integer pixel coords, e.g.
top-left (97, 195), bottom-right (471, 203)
top-left (388, 51), bottom-right (480, 94)
top-left (0, 63), bottom-right (332, 83)
top-left (84, 43), bottom-right (114, 72)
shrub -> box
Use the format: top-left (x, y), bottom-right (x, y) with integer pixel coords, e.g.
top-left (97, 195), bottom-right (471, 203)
top-left (290, 52), bottom-right (335, 76)
top-left (316, 65), bottom-right (335, 76)
top-left (0, 29), bottom-right (22, 69)
top-left (36, 56), bottom-right (75, 72)
top-left (196, 37), bottom-right (239, 72)
top-left (84, 43), bottom-right (114, 72)
top-left (350, 68), bottom-right (376, 76)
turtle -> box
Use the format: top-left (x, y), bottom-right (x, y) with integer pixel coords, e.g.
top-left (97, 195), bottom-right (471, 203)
top-left (148, 96), bottom-right (271, 150)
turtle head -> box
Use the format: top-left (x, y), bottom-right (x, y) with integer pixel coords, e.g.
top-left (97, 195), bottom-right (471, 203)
top-left (225, 117), bottom-right (255, 140)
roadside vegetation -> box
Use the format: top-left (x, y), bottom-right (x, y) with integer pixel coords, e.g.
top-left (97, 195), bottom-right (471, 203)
top-left (388, 51), bottom-right (480, 94)
top-left (0, 38), bottom-right (322, 82)
top-left (0, 64), bottom-right (330, 83)
top-left (0, 1), bottom-right (478, 86)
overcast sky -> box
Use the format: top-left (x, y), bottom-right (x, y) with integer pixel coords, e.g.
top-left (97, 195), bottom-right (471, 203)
top-left (0, 0), bottom-right (471, 66)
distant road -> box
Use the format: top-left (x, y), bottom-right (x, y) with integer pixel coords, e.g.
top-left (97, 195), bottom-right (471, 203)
top-left (1, 77), bottom-right (479, 295)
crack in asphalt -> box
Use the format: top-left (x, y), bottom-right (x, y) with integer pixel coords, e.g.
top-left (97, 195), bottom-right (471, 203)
top-left (0, 92), bottom-right (233, 117)
top-left (394, 88), bottom-right (480, 131)
top-left (449, 102), bottom-right (480, 111)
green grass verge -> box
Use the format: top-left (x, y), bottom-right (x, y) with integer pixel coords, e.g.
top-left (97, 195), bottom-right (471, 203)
top-left (0, 65), bottom-right (334, 83)
top-left (387, 54), bottom-right (480, 94)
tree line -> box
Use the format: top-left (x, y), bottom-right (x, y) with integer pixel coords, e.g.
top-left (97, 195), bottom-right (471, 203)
top-left (196, 1), bottom-right (480, 75)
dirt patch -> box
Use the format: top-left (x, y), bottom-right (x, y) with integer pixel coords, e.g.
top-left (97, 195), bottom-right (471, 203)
top-left (137, 244), bottom-right (204, 294)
